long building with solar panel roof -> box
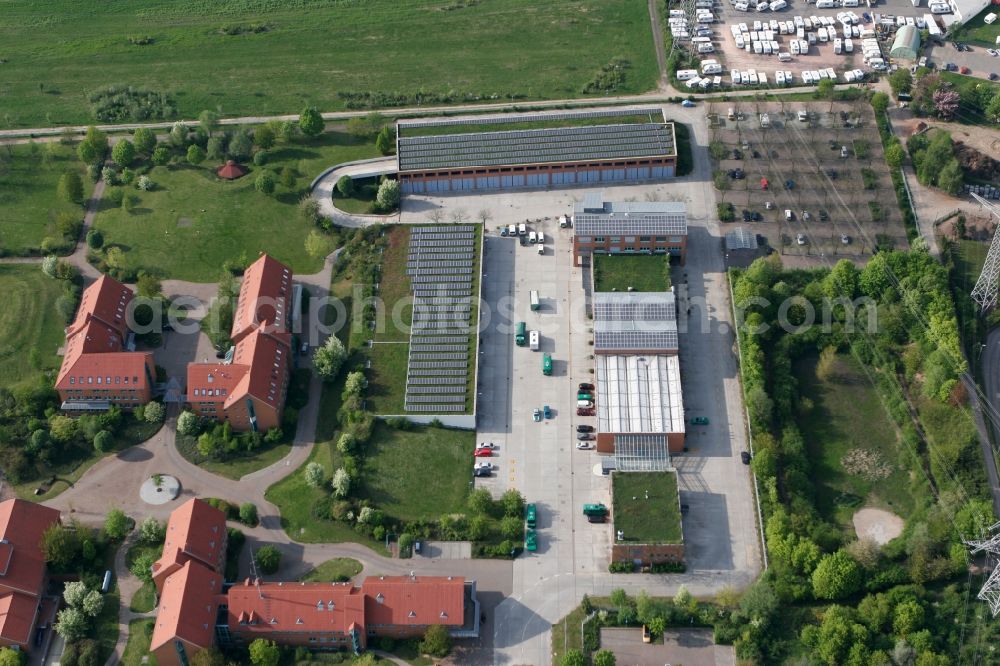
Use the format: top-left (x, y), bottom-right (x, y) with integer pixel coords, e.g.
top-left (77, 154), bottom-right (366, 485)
top-left (396, 108), bottom-right (677, 194)
top-left (572, 193), bottom-right (688, 266)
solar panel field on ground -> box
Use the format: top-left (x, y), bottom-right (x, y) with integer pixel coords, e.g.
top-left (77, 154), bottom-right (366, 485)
top-left (403, 226), bottom-right (480, 413)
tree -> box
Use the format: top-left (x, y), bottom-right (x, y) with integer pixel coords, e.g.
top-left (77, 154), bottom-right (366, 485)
top-left (50, 415), bottom-right (78, 443)
top-left (41, 523), bottom-right (80, 569)
top-left (889, 69), bottom-right (913, 97)
top-left (885, 142), bottom-right (905, 169)
top-left (132, 127), bottom-right (157, 155)
top-left (80, 589), bottom-right (103, 617)
top-left (55, 607), bottom-right (88, 641)
top-left (376, 126), bottom-right (395, 155)
top-left (376, 178), bottom-right (400, 209)
top-left (144, 401), bottom-right (165, 423)
top-left (468, 487), bottom-right (493, 515)
top-left (344, 371), bottom-right (366, 397)
top-left (331, 467), bottom-right (351, 497)
top-left (130, 550), bottom-right (157, 583)
top-left (187, 144), bottom-right (206, 165)
top-left (199, 110), bottom-right (220, 137)
top-left (871, 92), bottom-right (890, 114)
top-left (501, 489), bottom-right (525, 516)
top-left (255, 545), bottom-right (281, 575)
top-left (0, 648), bottom-right (23, 666)
top-left (190, 647), bottom-right (227, 666)
top-left (299, 106), bottom-right (324, 137)
top-left (229, 131), bottom-right (253, 161)
top-left (206, 136), bottom-right (225, 160)
top-left (304, 461), bottom-right (326, 488)
top-left (314, 334), bottom-right (348, 380)
top-left (42, 256), bottom-right (58, 278)
top-left (77, 140), bottom-right (98, 164)
top-left (63, 581), bottom-right (89, 608)
top-left (937, 159), bottom-right (964, 196)
top-left (986, 93), bottom-right (1000, 123)
top-left (648, 615), bottom-right (666, 638)
top-left (932, 89), bottom-right (960, 119)
top-left (709, 140), bottom-right (728, 161)
top-left (239, 503), bottom-right (258, 525)
top-left (812, 550), bottom-right (863, 600)
top-left (111, 139), bottom-right (135, 167)
top-left (593, 650), bottom-right (617, 666)
top-left (139, 516), bottom-right (165, 543)
top-left (816, 78), bottom-right (835, 99)
top-left (58, 171), bottom-right (84, 203)
top-left (104, 509), bottom-right (130, 541)
top-left (177, 410), bottom-right (199, 436)
top-left (254, 124), bottom-right (276, 150)
top-left (420, 624), bottom-right (452, 658)
top-left (136, 272), bottom-right (162, 299)
top-left (151, 145), bottom-right (171, 166)
top-left (336, 175), bottom-right (355, 197)
top-left (248, 638), bottom-right (281, 666)
top-left (255, 172), bottom-right (275, 195)
top-left (500, 515), bottom-right (523, 540)
top-left (561, 649), bottom-right (586, 666)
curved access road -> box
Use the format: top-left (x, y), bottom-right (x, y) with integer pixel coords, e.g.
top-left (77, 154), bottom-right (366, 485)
top-left (310, 156), bottom-right (398, 228)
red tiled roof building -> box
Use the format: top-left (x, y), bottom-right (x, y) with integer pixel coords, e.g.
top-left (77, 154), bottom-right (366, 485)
top-left (55, 274), bottom-right (155, 409)
top-left (151, 498), bottom-right (227, 595)
top-left (0, 500), bottom-right (62, 651)
top-left (186, 254), bottom-right (293, 432)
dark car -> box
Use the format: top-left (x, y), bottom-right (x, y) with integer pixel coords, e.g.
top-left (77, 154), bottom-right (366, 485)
top-left (587, 514), bottom-right (606, 523)
top-left (577, 425), bottom-right (595, 433)
top-left (752, 150), bottom-right (761, 159)
top-left (474, 466), bottom-right (492, 477)
top-left (751, 211), bottom-right (762, 222)
top-left (732, 149), bottom-right (743, 159)
top-left (991, 73), bottom-right (999, 81)
top-left (578, 383), bottom-right (594, 391)
top-left (819, 210), bottom-right (829, 221)
top-left (742, 209), bottom-right (752, 222)
top-left (784, 179), bottom-right (795, 190)
top-left (577, 407), bottom-right (595, 416)
top-left (741, 451), bottom-right (752, 465)
top-left (577, 433), bottom-right (594, 441)
top-left (826, 169), bottom-right (838, 179)
top-left (729, 168), bottom-right (745, 179)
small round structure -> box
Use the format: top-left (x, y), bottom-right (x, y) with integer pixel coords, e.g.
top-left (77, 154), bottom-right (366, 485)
top-left (216, 160), bottom-right (248, 180)
top-left (140, 474), bottom-right (180, 505)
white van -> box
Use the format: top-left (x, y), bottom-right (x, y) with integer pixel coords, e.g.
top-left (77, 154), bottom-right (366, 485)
top-left (698, 43), bottom-right (715, 52)
top-left (702, 63), bottom-right (723, 74)
top-left (930, 2), bottom-right (950, 12)
top-left (842, 0), bottom-right (859, 7)
top-left (749, 70), bottom-right (759, 84)
top-left (508, 224), bottom-right (517, 236)
top-left (776, 70), bottom-right (787, 84)
top-left (771, 0), bottom-right (787, 10)
top-left (518, 222), bottom-right (527, 235)
top-left (985, 12), bottom-right (997, 24)
top-left (758, 72), bottom-right (768, 84)
top-left (834, 38), bottom-right (843, 53)
top-left (537, 231), bottom-right (545, 244)
top-left (670, 9), bottom-right (686, 17)
top-left (816, 0), bottom-right (834, 7)
top-left (756, 2), bottom-right (770, 10)
top-left (529, 330), bottom-right (540, 351)
top-left (676, 68), bottom-right (699, 80)
top-left (528, 231), bottom-right (537, 244)
top-left (844, 37), bottom-right (854, 52)
top-left (803, 70), bottom-right (814, 83)
top-left (818, 27), bottom-right (828, 41)
top-left (778, 51), bottom-right (792, 61)
top-left (559, 215), bottom-right (570, 228)
top-left (791, 39), bottom-right (801, 54)
top-left (577, 400), bottom-right (594, 409)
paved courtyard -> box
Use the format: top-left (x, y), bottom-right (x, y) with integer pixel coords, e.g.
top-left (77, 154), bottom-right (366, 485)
top-left (600, 627), bottom-right (735, 666)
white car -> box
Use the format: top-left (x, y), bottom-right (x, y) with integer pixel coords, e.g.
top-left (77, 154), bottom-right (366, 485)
top-left (474, 461), bottom-right (494, 471)
top-left (576, 442), bottom-right (594, 450)
top-left (988, 48), bottom-right (999, 57)
top-left (841, 234), bottom-right (851, 245)
top-left (796, 234), bottom-right (807, 245)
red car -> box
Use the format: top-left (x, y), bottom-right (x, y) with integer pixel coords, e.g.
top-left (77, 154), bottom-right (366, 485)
top-left (960, 66), bottom-right (971, 74)
top-left (474, 448), bottom-right (493, 457)
top-left (577, 407), bottom-right (595, 416)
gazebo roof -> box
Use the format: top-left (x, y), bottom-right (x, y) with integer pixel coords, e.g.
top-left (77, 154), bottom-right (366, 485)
top-left (216, 160), bottom-right (247, 180)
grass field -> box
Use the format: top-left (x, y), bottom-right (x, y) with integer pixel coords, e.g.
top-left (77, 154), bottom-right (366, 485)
top-left (399, 112), bottom-right (665, 137)
top-left (301, 557), bottom-right (363, 582)
top-left (331, 176), bottom-right (381, 214)
top-left (174, 432), bottom-right (292, 481)
top-left (130, 582), bottom-right (156, 613)
top-left (551, 596), bottom-right (612, 664)
top-left (794, 354), bottom-right (915, 527)
top-left (592, 253), bottom-right (671, 292)
top-left (93, 131), bottom-right (377, 281)
top-left (0, 265), bottom-right (70, 387)
top-left (95, 586), bottom-right (122, 665)
top-left (122, 619), bottom-right (157, 666)
top-left (359, 422), bottom-right (474, 522)
top-left (0, 0), bottom-right (659, 129)
top-left (612, 471), bottom-right (682, 544)
top-left (951, 6), bottom-right (1000, 46)
top-left (0, 143), bottom-right (92, 255)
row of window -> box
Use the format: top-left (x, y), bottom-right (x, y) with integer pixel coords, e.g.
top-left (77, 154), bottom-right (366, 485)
top-left (402, 158), bottom-right (675, 178)
top-left (578, 236), bottom-right (685, 244)
top-left (62, 390), bottom-right (142, 400)
top-left (192, 388), bottom-right (227, 397)
top-left (68, 375), bottom-right (140, 385)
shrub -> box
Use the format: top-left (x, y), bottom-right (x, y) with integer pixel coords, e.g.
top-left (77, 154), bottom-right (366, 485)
top-left (304, 461), bottom-right (326, 488)
top-left (139, 516), bottom-right (165, 543)
top-left (144, 401), bottom-right (165, 423)
top-left (90, 85), bottom-right (177, 122)
top-left (420, 624), bottom-right (452, 658)
top-left (177, 411), bottom-right (200, 436)
top-left (255, 545), bottom-right (281, 574)
top-left (136, 175), bottom-right (154, 191)
top-left (255, 172), bottom-right (275, 195)
top-left (86, 229), bottom-right (104, 249)
top-left (239, 503), bottom-right (259, 526)
top-left (337, 175), bottom-right (355, 197)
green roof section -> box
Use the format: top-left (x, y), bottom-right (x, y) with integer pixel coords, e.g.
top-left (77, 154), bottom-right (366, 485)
top-left (612, 471), bottom-right (682, 544)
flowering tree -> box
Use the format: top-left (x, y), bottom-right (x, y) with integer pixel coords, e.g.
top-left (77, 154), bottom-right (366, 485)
top-left (932, 89), bottom-right (960, 120)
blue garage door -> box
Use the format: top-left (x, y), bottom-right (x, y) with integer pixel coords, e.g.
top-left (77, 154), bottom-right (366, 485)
top-left (512, 175), bottom-right (525, 187)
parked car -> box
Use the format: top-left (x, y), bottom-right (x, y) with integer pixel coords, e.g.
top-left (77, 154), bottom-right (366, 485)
top-left (532, 408), bottom-right (542, 422)
top-left (732, 149), bottom-right (744, 159)
top-left (841, 234), bottom-right (851, 245)
top-left (525, 528), bottom-right (538, 551)
top-left (742, 209), bottom-right (752, 222)
top-left (474, 467), bottom-right (492, 477)
top-left (796, 233), bottom-right (807, 245)
top-left (577, 442), bottom-right (594, 450)
top-left (751, 211), bottom-right (762, 221)
top-left (577, 433), bottom-right (595, 441)
top-left (960, 66), bottom-right (971, 74)
top-left (543, 405), bottom-right (552, 419)
top-left (578, 383), bottom-right (595, 391)
top-left (577, 425), bottom-right (595, 433)
top-left (681, 99), bottom-right (696, 107)
top-left (988, 48), bottom-right (999, 57)
top-left (819, 209), bottom-right (829, 221)
top-left (477, 442), bottom-right (498, 450)
top-left (691, 416), bottom-right (710, 425)
top-left (729, 168), bottom-right (746, 179)
top-left (741, 451), bottom-right (752, 465)
top-left (577, 407), bottom-right (595, 416)
top-left (474, 448), bottom-right (493, 457)
top-left (990, 73), bottom-right (999, 81)
top-left (475, 461), bottom-right (494, 471)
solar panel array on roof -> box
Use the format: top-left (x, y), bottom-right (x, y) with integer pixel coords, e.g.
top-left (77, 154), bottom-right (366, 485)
top-left (594, 330), bottom-right (679, 351)
top-left (593, 302), bottom-right (676, 321)
top-left (403, 226), bottom-right (480, 413)
top-left (399, 107), bottom-right (663, 131)
top-left (574, 215), bottom-right (687, 236)
top-left (398, 123), bottom-right (676, 172)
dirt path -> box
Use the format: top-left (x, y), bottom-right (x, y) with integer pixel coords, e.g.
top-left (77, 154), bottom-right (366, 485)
top-left (852, 507), bottom-right (904, 545)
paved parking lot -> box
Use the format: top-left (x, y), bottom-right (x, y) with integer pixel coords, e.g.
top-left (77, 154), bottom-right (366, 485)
top-left (599, 628), bottom-right (735, 666)
top-left (402, 103), bottom-right (761, 664)
top-left (708, 100), bottom-right (908, 265)
top-left (925, 40), bottom-right (1000, 80)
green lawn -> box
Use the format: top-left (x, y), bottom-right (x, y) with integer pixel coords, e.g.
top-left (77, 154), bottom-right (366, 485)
top-left (359, 422), bottom-right (474, 522)
top-left (954, 239), bottom-right (988, 289)
top-left (0, 0), bottom-right (659, 129)
top-left (174, 432), bottom-right (292, 481)
top-left (551, 596), bottom-right (612, 664)
top-left (612, 471), bottom-right (682, 544)
top-left (950, 6), bottom-right (1000, 46)
top-left (301, 557), bottom-right (364, 582)
top-left (593, 253), bottom-right (672, 292)
top-left (365, 343), bottom-right (411, 415)
top-left (0, 265), bottom-right (70, 387)
top-left (399, 112), bottom-right (665, 137)
top-left (95, 586), bottom-right (122, 665)
top-left (794, 354), bottom-right (915, 527)
top-left (129, 582), bottom-right (156, 613)
top-left (0, 143), bottom-right (92, 255)
top-left (122, 619), bottom-right (157, 666)
top-left (14, 420), bottom-right (163, 500)
top-left (93, 132), bottom-right (377, 281)
top-left (331, 176), bottom-right (382, 215)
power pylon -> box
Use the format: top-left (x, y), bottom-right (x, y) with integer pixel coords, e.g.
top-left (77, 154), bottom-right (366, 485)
top-left (965, 521), bottom-right (1000, 617)
top-left (970, 193), bottom-right (1000, 311)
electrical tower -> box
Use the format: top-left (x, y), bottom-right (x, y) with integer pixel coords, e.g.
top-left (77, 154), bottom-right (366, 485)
top-left (970, 194), bottom-right (1000, 311)
top-left (965, 521), bottom-right (1000, 617)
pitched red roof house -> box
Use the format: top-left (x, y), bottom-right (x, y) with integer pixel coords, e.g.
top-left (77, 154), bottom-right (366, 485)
top-left (56, 274), bottom-right (155, 409)
top-left (0, 500), bottom-right (61, 650)
top-left (149, 561), bottom-right (224, 666)
top-left (216, 160), bottom-right (247, 180)
top-left (186, 255), bottom-right (292, 432)
top-left (152, 499), bottom-right (227, 595)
